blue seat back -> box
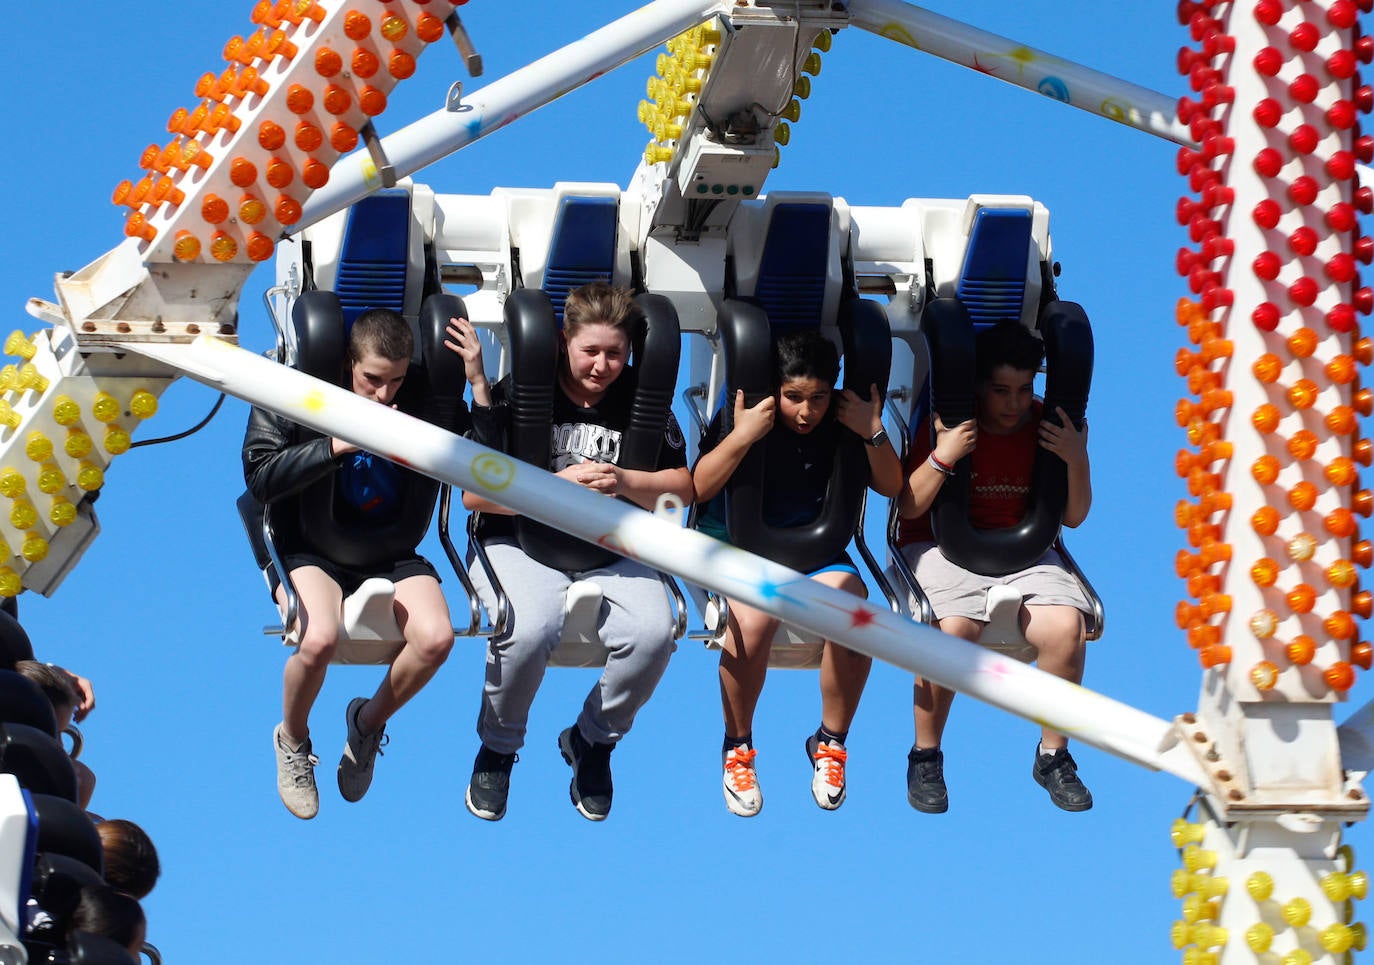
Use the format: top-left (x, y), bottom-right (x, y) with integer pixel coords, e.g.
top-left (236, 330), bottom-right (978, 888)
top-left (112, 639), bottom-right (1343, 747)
top-left (956, 207), bottom-right (1032, 326)
top-left (543, 196), bottom-right (618, 324)
top-left (334, 189), bottom-right (411, 329)
top-left (753, 203), bottom-right (831, 327)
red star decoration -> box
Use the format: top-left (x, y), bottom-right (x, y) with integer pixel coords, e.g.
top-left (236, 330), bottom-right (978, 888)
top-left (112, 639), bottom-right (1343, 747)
top-left (971, 54), bottom-right (1000, 77)
top-left (848, 605), bottom-right (877, 629)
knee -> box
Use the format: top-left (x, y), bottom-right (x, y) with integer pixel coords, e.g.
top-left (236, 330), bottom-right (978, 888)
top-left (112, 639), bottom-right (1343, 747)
top-left (1030, 608), bottom-right (1085, 657)
top-left (410, 624), bottom-right (455, 667)
top-left (938, 616), bottom-right (982, 642)
top-left (295, 625), bottom-right (339, 669)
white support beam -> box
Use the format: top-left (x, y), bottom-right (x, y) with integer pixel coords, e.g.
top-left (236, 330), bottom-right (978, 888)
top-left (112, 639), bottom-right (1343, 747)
top-left (846, 0), bottom-right (1193, 145)
top-left (128, 334), bottom-right (1208, 788)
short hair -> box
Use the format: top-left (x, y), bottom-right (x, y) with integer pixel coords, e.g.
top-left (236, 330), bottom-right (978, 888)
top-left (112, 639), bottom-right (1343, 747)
top-left (976, 319), bottom-right (1044, 380)
top-left (773, 328), bottom-right (839, 389)
top-left (349, 308), bottom-right (413, 364)
top-left (562, 282), bottom-right (642, 339)
top-left (14, 660), bottom-right (78, 714)
top-left (69, 885), bottom-right (144, 951)
top-left (96, 819), bottom-right (161, 900)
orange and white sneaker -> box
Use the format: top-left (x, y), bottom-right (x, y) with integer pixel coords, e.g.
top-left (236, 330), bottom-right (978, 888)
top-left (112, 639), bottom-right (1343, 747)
top-left (723, 744), bottom-right (763, 817)
top-left (806, 735), bottom-right (847, 810)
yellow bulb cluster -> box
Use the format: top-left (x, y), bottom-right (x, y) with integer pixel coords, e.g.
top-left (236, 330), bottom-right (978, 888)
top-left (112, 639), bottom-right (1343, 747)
top-left (0, 369), bottom-right (164, 597)
top-left (1236, 851), bottom-right (1369, 958)
top-left (1170, 819), bottom-right (1229, 957)
top-left (640, 24), bottom-right (719, 166)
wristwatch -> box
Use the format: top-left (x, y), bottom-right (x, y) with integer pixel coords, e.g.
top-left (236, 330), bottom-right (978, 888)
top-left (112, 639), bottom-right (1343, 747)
top-left (867, 428), bottom-right (889, 448)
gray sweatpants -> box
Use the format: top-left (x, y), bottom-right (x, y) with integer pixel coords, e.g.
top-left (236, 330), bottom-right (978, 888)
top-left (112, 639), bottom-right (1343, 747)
top-left (468, 539), bottom-right (677, 754)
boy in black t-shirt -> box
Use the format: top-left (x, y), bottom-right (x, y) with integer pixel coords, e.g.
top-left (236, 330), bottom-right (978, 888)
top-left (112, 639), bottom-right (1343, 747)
top-left (693, 329), bottom-right (901, 816)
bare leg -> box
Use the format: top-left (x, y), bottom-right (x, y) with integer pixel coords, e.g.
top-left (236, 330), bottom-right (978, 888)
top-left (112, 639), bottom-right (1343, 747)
top-left (357, 575), bottom-right (455, 733)
top-left (1021, 604), bottom-right (1086, 751)
top-left (718, 599), bottom-right (778, 739)
top-left (815, 570), bottom-right (872, 734)
top-left (913, 615), bottom-right (983, 748)
top-left (278, 567), bottom-right (344, 744)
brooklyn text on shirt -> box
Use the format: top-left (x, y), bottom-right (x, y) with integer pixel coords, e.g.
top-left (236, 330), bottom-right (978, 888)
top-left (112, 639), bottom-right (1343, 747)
top-left (551, 422), bottom-right (622, 469)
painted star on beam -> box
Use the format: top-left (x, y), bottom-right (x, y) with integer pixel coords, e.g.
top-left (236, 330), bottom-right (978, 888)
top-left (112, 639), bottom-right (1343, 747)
top-left (1005, 45), bottom-right (1040, 77)
top-left (847, 605), bottom-right (878, 630)
top-left (970, 53), bottom-right (1001, 77)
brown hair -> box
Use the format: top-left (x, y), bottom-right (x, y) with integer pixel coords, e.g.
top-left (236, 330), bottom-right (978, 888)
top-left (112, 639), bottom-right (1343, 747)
top-left (96, 819), bottom-right (161, 900)
top-left (69, 885), bottom-right (145, 952)
top-left (349, 308), bottom-right (413, 364)
top-left (562, 282), bottom-right (641, 339)
top-left (14, 660), bottom-right (78, 714)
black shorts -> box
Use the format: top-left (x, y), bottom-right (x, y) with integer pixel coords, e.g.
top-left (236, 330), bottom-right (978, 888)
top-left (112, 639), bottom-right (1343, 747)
top-left (269, 552), bottom-right (440, 598)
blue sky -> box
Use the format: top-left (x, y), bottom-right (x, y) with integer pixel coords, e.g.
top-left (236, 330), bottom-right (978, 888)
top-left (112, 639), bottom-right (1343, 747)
top-left (3, 2), bottom-right (1319, 962)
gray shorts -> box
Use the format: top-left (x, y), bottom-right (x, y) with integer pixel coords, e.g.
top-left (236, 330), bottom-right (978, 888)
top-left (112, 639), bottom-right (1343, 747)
top-left (900, 541), bottom-right (1091, 623)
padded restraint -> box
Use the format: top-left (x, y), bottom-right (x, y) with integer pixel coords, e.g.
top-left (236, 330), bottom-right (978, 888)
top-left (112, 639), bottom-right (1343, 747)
top-left (718, 296), bottom-right (891, 574)
top-left (334, 188), bottom-right (412, 328)
top-left (245, 289), bottom-right (468, 571)
top-left (0, 670), bottom-right (57, 736)
top-left (504, 288), bottom-right (681, 571)
top-left (0, 723), bottom-right (76, 802)
top-left (0, 609), bottom-right (33, 671)
top-left (925, 297), bottom-right (1094, 576)
top-left (543, 196), bottom-right (619, 324)
top-left (30, 793), bottom-right (102, 875)
top-left (956, 207), bottom-right (1032, 325)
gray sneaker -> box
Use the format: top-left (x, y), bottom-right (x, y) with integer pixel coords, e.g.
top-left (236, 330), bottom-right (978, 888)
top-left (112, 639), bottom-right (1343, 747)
top-left (338, 697), bottom-right (388, 803)
top-left (274, 723), bottom-right (319, 820)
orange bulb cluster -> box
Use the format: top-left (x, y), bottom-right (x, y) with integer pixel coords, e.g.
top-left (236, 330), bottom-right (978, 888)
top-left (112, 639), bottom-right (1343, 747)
top-left (112, 0), bottom-right (455, 263)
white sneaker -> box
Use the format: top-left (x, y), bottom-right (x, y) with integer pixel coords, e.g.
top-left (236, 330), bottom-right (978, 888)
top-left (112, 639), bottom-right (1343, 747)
top-left (338, 697), bottom-right (388, 803)
top-left (274, 723), bottom-right (319, 820)
top-left (723, 745), bottom-right (763, 817)
top-left (806, 734), bottom-right (847, 811)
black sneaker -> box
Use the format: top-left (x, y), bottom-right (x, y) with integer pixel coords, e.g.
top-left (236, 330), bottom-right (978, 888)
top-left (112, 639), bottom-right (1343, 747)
top-left (465, 744), bottom-right (518, 821)
top-left (558, 726), bottom-right (614, 821)
top-left (1032, 745), bottom-right (1093, 812)
top-left (906, 746), bottom-right (948, 814)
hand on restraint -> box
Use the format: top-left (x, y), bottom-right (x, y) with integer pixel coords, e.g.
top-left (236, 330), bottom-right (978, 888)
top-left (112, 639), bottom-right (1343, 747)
top-left (730, 390), bottom-right (775, 446)
top-left (932, 413), bottom-right (977, 464)
top-left (1038, 406), bottom-right (1088, 467)
top-left (836, 383), bottom-right (883, 439)
top-left (443, 316), bottom-right (488, 389)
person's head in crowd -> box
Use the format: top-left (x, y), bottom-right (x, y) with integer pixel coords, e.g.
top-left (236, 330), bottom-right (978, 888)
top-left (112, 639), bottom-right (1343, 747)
top-left (95, 819), bottom-right (160, 900)
top-left (69, 884), bottom-right (145, 955)
top-left (14, 660), bottom-right (79, 731)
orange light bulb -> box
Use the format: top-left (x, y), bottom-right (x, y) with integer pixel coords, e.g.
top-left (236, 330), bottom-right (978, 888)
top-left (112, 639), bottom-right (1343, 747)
top-left (1327, 610), bottom-right (1357, 640)
top-left (1253, 506), bottom-right (1280, 536)
top-left (1327, 355), bottom-right (1358, 384)
top-left (1353, 641), bottom-right (1373, 670)
top-left (1287, 583), bottom-right (1318, 613)
top-left (1252, 558), bottom-right (1281, 587)
top-left (1253, 353), bottom-right (1284, 383)
top-left (295, 122), bottom-right (323, 152)
top-left (1253, 455), bottom-right (1281, 485)
top-left (1200, 644), bottom-right (1232, 669)
top-left (1251, 660), bottom-right (1281, 690)
top-left (209, 231), bottom-right (238, 262)
top-left (238, 195), bottom-right (266, 225)
top-left (1289, 430), bottom-right (1319, 460)
top-left (315, 47), bottom-right (343, 77)
top-left (258, 120), bottom-right (286, 151)
top-left (1288, 379), bottom-right (1320, 409)
top-left (1328, 559), bottom-right (1359, 588)
top-left (1289, 481), bottom-right (1319, 512)
top-left (1288, 327), bottom-right (1320, 358)
top-left (1253, 404), bottom-right (1282, 433)
top-left (201, 193), bottom-right (229, 225)
top-left (388, 50), bottom-right (417, 79)
top-left (344, 11), bottom-right (372, 40)
top-left (246, 232), bottom-right (275, 262)
top-left (1327, 507), bottom-right (1358, 537)
top-left (351, 47), bottom-right (380, 79)
top-left (1327, 457), bottom-right (1359, 486)
top-left (1328, 406), bottom-right (1359, 435)
top-left (1325, 661), bottom-right (1357, 691)
top-left (1287, 636), bottom-right (1318, 665)
top-left (172, 230), bottom-right (201, 262)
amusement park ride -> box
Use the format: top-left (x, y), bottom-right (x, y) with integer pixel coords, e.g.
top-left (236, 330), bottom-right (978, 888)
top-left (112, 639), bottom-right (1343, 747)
top-left (0, 0), bottom-right (1371, 960)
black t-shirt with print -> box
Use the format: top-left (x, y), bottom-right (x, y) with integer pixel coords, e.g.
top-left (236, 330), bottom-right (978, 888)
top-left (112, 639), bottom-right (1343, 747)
top-left (469, 373), bottom-right (686, 540)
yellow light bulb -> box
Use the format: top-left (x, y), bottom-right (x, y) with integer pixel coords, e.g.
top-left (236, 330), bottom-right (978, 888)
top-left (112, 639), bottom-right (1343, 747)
top-left (9, 499), bottom-right (35, 530)
top-left (1171, 868), bottom-right (1193, 898)
top-left (1320, 923), bottom-right (1357, 954)
top-left (1171, 818), bottom-right (1207, 848)
top-left (0, 401), bottom-right (19, 430)
top-left (1183, 844), bottom-right (1217, 873)
top-left (51, 394), bottom-right (80, 427)
top-left (0, 567), bottom-right (22, 597)
top-left (20, 532), bottom-right (46, 561)
top-left (1246, 870), bottom-right (1275, 901)
top-left (49, 496), bottom-right (75, 528)
top-left (1189, 923), bottom-right (1227, 949)
top-left (1280, 949), bottom-right (1313, 965)
top-left (129, 389), bottom-right (158, 419)
top-left (0, 366), bottom-right (17, 394)
top-left (3, 331), bottom-right (35, 360)
top-left (103, 425), bottom-right (131, 455)
top-left (16, 364), bottom-right (47, 394)
top-left (1182, 893), bottom-right (1219, 923)
top-left (0, 469), bottom-right (24, 499)
top-left (1245, 922), bottom-right (1274, 953)
top-left (76, 461), bottom-right (103, 493)
top-left (23, 431), bottom-right (50, 463)
top-left (35, 463), bottom-right (63, 495)
top-left (91, 391), bottom-right (121, 423)
top-left (1283, 896), bottom-right (1312, 927)
top-left (64, 429), bottom-right (92, 459)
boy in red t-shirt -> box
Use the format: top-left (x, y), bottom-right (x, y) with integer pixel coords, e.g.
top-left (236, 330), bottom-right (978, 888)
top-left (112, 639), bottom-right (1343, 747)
top-left (896, 319), bottom-right (1093, 813)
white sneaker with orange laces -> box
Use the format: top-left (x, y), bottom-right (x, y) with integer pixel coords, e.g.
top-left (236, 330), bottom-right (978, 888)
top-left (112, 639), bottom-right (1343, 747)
top-left (723, 744), bottom-right (763, 817)
top-left (806, 735), bottom-right (847, 810)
